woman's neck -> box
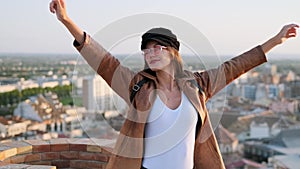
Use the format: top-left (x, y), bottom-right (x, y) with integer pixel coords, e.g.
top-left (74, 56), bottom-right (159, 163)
top-left (156, 70), bottom-right (177, 91)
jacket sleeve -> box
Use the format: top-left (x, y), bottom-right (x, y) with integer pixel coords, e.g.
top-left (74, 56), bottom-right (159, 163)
top-left (195, 45), bottom-right (267, 99)
top-left (74, 32), bottom-right (135, 104)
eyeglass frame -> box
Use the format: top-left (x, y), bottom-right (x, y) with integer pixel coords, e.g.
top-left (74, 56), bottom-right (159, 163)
top-left (141, 45), bottom-right (167, 56)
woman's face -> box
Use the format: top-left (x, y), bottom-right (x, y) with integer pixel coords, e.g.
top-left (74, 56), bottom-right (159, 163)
top-left (143, 41), bottom-right (173, 72)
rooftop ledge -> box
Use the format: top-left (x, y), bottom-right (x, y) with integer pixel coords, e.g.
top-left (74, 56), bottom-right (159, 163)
top-left (0, 138), bottom-right (115, 169)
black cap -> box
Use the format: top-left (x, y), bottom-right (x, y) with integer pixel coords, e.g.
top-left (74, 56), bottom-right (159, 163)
top-left (141, 27), bottom-right (180, 51)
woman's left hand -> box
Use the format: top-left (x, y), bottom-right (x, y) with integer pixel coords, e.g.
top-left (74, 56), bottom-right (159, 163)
top-left (275, 23), bottom-right (299, 44)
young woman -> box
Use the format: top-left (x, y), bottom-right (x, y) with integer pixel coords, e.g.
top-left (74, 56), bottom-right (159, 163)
top-left (50, 0), bottom-right (298, 168)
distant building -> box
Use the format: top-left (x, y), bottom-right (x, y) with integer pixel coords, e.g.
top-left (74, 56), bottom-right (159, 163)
top-left (286, 80), bottom-right (300, 99)
top-left (250, 121), bottom-right (269, 139)
top-left (228, 83), bottom-right (242, 97)
top-left (270, 115), bottom-right (294, 136)
top-left (11, 92), bottom-right (68, 140)
top-left (0, 76), bottom-right (71, 93)
top-left (267, 84), bottom-right (279, 98)
top-left (215, 124), bottom-right (238, 154)
top-left (37, 76), bottom-right (70, 88)
top-left (285, 71), bottom-right (297, 82)
top-left (0, 84), bottom-right (17, 93)
top-left (255, 83), bottom-right (268, 101)
top-left (269, 99), bottom-right (299, 115)
top-left (226, 111), bottom-right (281, 141)
top-left (62, 106), bottom-right (85, 138)
top-left (271, 155), bottom-right (300, 169)
top-left (82, 76), bottom-right (115, 112)
top-left (244, 128), bottom-right (300, 163)
top-left (242, 85), bottom-right (256, 100)
top-left (0, 116), bottom-right (31, 138)
top-left (14, 100), bottom-right (43, 122)
top-left (263, 63), bottom-right (277, 76)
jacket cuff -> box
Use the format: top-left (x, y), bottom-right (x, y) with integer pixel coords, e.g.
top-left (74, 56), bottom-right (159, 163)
top-left (73, 32), bottom-right (87, 51)
top-left (256, 45), bottom-right (268, 62)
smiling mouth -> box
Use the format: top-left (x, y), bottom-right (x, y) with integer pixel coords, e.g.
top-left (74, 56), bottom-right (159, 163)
top-left (149, 59), bottom-right (160, 64)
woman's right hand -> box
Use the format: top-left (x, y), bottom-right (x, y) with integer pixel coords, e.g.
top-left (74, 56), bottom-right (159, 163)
top-left (49, 0), bottom-right (84, 45)
top-left (49, 0), bottom-right (69, 23)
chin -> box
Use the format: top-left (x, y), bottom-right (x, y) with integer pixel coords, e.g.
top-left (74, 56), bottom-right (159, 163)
top-left (149, 67), bottom-right (161, 72)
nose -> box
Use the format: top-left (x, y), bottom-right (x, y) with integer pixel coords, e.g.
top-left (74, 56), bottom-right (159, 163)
top-left (144, 52), bottom-right (156, 60)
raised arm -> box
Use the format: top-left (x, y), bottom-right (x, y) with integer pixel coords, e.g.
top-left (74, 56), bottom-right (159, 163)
top-left (49, 0), bottom-right (84, 44)
top-left (49, 0), bottom-right (135, 104)
top-left (261, 23), bottom-right (299, 54)
top-left (196, 23), bottom-right (298, 99)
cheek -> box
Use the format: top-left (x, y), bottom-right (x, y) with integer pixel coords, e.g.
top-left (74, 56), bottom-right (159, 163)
top-left (163, 54), bottom-right (173, 63)
top-left (144, 56), bottom-right (151, 64)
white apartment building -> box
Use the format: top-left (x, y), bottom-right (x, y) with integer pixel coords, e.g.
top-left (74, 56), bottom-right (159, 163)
top-left (82, 76), bottom-right (115, 112)
top-left (0, 77), bottom-right (71, 93)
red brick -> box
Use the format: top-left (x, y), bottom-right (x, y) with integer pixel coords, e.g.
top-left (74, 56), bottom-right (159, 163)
top-left (84, 161), bottom-right (104, 169)
top-left (24, 153), bottom-right (41, 162)
top-left (78, 152), bottom-right (108, 162)
top-left (50, 144), bottom-right (69, 152)
top-left (25, 140), bottom-right (50, 153)
top-left (51, 160), bottom-right (70, 168)
top-left (10, 155), bottom-right (26, 163)
top-left (29, 161), bottom-right (52, 166)
top-left (70, 160), bottom-right (103, 169)
top-left (0, 161), bottom-right (10, 166)
top-left (33, 145), bottom-right (51, 153)
top-left (69, 144), bottom-right (87, 151)
top-left (60, 151), bottom-right (78, 160)
top-left (41, 152), bottom-right (60, 160)
top-left (2, 157), bottom-right (11, 163)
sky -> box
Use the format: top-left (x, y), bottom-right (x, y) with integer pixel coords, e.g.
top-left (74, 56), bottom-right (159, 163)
top-left (0, 0), bottom-right (299, 58)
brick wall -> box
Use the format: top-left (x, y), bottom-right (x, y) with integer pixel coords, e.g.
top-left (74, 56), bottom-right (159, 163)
top-left (0, 138), bottom-right (114, 169)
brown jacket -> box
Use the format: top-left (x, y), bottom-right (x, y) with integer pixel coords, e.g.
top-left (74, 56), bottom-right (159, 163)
top-left (74, 33), bottom-right (267, 169)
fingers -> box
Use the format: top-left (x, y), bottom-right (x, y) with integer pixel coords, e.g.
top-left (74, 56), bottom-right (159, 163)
top-left (286, 24), bottom-right (298, 38)
top-left (59, 0), bottom-right (65, 8)
top-left (49, 0), bottom-right (64, 14)
top-left (291, 23), bottom-right (299, 28)
top-left (279, 23), bottom-right (298, 39)
top-left (49, 1), bottom-right (55, 13)
top-left (284, 23), bottom-right (299, 29)
top-left (49, 0), bottom-right (58, 13)
top-left (57, 0), bottom-right (63, 8)
top-left (284, 24), bottom-right (299, 32)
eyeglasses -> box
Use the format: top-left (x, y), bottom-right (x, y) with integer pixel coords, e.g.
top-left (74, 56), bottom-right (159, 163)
top-left (142, 45), bottom-right (167, 56)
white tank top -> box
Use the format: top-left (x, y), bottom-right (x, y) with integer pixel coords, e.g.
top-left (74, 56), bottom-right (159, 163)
top-left (142, 92), bottom-right (198, 169)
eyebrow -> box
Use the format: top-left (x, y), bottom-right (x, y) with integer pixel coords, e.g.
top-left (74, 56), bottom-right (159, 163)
top-left (145, 41), bottom-right (160, 48)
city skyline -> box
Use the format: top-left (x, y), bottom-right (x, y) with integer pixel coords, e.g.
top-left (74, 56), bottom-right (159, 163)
top-left (0, 0), bottom-right (299, 57)
top-left (0, 57), bottom-right (299, 168)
